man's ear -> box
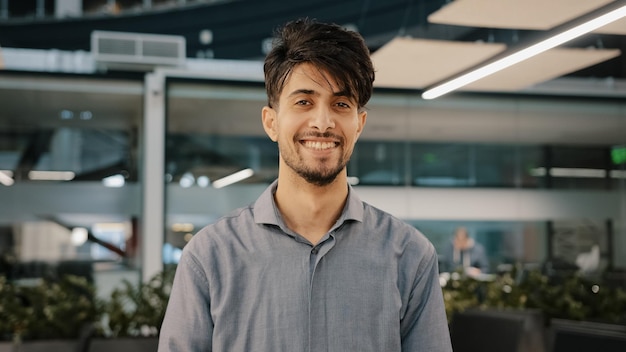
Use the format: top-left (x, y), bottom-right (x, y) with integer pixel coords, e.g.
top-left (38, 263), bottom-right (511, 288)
top-left (262, 106), bottom-right (278, 142)
top-left (356, 110), bottom-right (367, 138)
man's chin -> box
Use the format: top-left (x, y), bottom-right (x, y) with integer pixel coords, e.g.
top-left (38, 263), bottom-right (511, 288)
top-left (299, 169), bottom-right (342, 187)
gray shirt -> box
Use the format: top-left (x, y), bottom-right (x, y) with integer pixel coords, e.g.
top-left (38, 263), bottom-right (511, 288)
top-left (158, 181), bottom-right (452, 352)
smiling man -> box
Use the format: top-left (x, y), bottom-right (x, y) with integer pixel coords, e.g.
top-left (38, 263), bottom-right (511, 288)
top-left (158, 18), bottom-right (452, 352)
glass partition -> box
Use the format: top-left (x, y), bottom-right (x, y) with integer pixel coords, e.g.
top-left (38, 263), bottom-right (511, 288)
top-left (410, 220), bottom-right (549, 274)
top-left (0, 73), bottom-right (143, 298)
top-left (350, 140), bottom-right (407, 185)
top-left (163, 79), bottom-right (626, 288)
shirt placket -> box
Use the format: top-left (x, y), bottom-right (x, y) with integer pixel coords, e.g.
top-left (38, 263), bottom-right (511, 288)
top-left (307, 232), bottom-right (336, 352)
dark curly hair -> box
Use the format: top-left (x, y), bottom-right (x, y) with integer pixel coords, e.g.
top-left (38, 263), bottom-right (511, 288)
top-left (263, 18), bottom-right (375, 111)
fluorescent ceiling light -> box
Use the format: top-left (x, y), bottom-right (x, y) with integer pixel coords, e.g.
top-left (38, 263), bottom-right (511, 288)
top-left (610, 170), bottom-right (626, 179)
top-left (422, 2), bottom-right (626, 99)
top-left (212, 168), bottom-right (254, 189)
top-left (0, 170), bottom-right (14, 186)
top-left (28, 170), bottom-right (75, 181)
top-left (530, 167), bottom-right (626, 178)
top-left (550, 168), bottom-right (606, 178)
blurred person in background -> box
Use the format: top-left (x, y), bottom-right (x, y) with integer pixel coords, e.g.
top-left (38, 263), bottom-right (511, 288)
top-left (443, 226), bottom-right (489, 276)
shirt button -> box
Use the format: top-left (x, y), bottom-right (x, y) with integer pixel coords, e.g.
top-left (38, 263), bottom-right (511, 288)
top-left (311, 247), bottom-right (319, 255)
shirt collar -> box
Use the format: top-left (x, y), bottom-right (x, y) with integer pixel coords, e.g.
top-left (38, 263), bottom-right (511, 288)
top-left (253, 179), bottom-right (364, 226)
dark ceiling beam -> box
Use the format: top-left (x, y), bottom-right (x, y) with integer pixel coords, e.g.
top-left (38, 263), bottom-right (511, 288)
top-left (13, 129), bottom-right (53, 181)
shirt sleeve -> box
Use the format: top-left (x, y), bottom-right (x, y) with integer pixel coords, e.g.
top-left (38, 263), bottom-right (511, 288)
top-left (158, 249), bottom-right (213, 352)
top-left (400, 243), bottom-right (453, 352)
top-left (474, 244), bottom-right (490, 273)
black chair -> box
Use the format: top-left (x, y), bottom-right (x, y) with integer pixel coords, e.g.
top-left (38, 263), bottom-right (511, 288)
top-left (550, 319), bottom-right (626, 352)
top-left (450, 309), bottom-right (541, 352)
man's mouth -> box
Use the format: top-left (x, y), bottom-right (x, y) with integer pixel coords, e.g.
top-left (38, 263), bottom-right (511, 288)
top-left (301, 140), bottom-right (337, 150)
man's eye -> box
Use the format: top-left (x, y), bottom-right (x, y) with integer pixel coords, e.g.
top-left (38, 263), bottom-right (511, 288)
top-left (336, 102), bottom-right (351, 108)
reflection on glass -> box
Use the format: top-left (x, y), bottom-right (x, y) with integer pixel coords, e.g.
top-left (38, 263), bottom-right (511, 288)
top-left (0, 218), bottom-right (135, 284)
top-left (165, 134), bottom-right (278, 187)
top-left (548, 146), bottom-right (610, 190)
top-left (0, 128), bottom-right (135, 184)
top-left (412, 220), bottom-right (548, 274)
top-left (162, 81), bottom-right (625, 284)
top-left (350, 141), bottom-right (406, 185)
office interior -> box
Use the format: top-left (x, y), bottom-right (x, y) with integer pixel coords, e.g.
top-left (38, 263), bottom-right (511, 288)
top-left (0, 0), bottom-right (626, 347)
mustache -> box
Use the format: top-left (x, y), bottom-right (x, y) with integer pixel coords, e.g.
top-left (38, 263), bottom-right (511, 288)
top-left (296, 131), bottom-right (343, 141)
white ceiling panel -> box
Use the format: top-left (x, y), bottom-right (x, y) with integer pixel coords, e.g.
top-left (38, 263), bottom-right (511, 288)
top-left (427, 0), bottom-right (617, 31)
top-left (371, 37), bottom-right (506, 89)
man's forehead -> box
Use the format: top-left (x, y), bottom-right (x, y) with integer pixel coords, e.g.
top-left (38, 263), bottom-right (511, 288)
top-left (281, 64), bottom-right (351, 99)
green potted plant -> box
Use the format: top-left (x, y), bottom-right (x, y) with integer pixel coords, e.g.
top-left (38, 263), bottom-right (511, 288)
top-left (90, 267), bottom-right (175, 352)
top-left (0, 274), bottom-right (100, 352)
top-left (0, 275), bottom-right (26, 351)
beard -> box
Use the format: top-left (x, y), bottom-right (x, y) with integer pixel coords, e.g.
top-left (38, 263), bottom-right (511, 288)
top-left (279, 134), bottom-right (348, 187)
top-left (290, 157), bottom-right (346, 186)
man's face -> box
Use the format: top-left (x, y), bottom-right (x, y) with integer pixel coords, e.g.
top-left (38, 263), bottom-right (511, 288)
top-left (454, 228), bottom-right (470, 249)
top-left (262, 63), bottom-right (366, 186)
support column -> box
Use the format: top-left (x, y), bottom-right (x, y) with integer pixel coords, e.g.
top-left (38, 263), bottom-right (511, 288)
top-left (141, 72), bottom-right (165, 282)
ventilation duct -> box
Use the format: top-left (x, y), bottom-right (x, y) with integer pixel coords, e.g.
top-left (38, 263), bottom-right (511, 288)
top-left (91, 30), bottom-right (186, 71)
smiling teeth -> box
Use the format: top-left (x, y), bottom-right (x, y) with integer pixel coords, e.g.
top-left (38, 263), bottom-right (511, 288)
top-left (304, 141), bottom-right (335, 150)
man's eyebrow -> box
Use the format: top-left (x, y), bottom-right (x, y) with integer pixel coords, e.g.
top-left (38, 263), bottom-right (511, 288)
top-left (288, 89), bottom-right (317, 97)
top-left (287, 89), bottom-right (351, 98)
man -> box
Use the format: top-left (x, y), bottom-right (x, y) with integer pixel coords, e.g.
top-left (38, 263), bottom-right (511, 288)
top-left (158, 18), bottom-right (452, 352)
top-left (443, 226), bottom-right (489, 276)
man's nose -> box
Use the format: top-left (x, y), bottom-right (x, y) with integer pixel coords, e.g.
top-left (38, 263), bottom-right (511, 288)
top-left (309, 106), bottom-right (335, 131)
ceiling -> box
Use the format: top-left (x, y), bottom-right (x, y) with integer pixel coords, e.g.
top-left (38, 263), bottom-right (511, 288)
top-left (371, 0), bottom-right (626, 93)
top-left (0, 0), bottom-right (625, 93)
top-left (0, 0), bottom-right (625, 158)
top-left (427, 0), bottom-right (626, 33)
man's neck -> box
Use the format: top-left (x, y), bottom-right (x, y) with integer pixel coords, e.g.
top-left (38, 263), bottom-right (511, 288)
top-left (274, 171), bottom-right (348, 245)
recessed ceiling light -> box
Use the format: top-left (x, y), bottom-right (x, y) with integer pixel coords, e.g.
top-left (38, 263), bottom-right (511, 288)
top-left (60, 110), bottom-right (73, 119)
top-left (179, 172), bottom-right (195, 188)
top-left (102, 174), bottom-right (125, 187)
top-left (71, 227), bottom-right (89, 246)
top-left (199, 29), bottom-right (213, 45)
top-left (80, 111), bottom-right (93, 120)
top-left (197, 175), bottom-right (210, 187)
